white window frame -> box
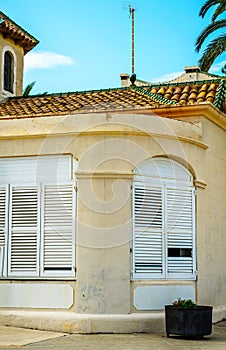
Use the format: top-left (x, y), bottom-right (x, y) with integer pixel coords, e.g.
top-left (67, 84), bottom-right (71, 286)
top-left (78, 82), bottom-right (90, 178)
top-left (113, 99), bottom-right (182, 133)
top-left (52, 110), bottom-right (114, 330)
top-left (1, 46), bottom-right (16, 97)
top-left (132, 158), bottom-right (196, 281)
top-left (0, 155), bottom-right (77, 279)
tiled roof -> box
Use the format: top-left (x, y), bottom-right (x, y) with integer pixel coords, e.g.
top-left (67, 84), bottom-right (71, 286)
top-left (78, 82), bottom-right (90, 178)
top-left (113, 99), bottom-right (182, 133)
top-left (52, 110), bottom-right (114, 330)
top-left (0, 80), bottom-right (225, 119)
top-left (0, 88), bottom-right (169, 118)
top-left (0, 12), bottom-right (38, 54)
top-left (142, 79), bottom-right (226, 111)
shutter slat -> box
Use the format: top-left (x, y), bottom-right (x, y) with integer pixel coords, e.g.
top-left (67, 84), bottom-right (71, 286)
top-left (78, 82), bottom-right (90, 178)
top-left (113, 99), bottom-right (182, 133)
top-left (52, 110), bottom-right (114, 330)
top-left (168, 257), bottom-right (193, 274)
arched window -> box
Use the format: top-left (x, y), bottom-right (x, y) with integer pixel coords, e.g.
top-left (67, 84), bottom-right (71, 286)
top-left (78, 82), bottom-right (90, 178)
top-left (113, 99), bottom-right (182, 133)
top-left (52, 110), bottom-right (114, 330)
top-left (4, 51), bottom-right (14, 93)
top-left (132, 158), bottom-right (196, 280)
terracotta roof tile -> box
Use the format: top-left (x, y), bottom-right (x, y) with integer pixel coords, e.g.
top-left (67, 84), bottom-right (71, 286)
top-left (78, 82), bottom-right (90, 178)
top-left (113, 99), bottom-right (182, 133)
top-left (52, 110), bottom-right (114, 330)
top-left (200, 83), bottom-right (208, 92)
top-left (0, 12), bottom-right (38, 53)
top-left (0, 79), bottom-right (225, 119)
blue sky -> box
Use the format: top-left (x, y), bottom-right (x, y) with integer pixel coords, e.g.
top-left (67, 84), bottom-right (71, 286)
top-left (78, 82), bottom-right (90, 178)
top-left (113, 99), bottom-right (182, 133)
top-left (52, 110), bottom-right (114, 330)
top-left (1, 0), bottom-right (225, 95)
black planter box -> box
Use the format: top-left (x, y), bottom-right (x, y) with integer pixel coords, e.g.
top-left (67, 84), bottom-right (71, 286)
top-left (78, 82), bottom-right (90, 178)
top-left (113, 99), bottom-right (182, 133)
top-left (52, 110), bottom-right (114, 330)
top-left (165, 305), bottom-right (213, 338)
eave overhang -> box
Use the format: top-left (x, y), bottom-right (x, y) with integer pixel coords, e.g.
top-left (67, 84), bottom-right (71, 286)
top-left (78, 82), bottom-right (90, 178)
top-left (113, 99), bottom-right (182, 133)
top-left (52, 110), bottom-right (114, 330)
top-left (0, 12), bottom-right (39, 54)
top-left (128, 103), bottom-right (226, 131)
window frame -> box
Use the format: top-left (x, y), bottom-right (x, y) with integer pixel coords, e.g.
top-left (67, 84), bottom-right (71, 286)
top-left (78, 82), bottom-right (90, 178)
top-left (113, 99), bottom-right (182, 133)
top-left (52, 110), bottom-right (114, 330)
top-left (0, 155), bottom-right (77, 279)
top-left (4, 51), bottom-right (14, 93)
top-left (2, 47), bottom-right (16, 95)
top-left (132, 158), bottom-right (196, 281)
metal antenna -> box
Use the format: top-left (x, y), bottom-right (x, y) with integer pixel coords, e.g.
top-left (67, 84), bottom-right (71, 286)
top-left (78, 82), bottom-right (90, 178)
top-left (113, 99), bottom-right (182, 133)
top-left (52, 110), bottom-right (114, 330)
top-left (129, 5), bottom-right (135, 74)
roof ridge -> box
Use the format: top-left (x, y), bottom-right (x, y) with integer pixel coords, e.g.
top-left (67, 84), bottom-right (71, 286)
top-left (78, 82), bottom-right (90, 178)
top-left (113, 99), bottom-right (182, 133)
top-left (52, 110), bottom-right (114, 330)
top-left (7, 86), bottom-right (131, 100)
top-left (7, 79), bottom-right (225, 101)
top-left (0, 11), bottom-right (39, 43)
top-left (198, 69), bottom-right (226, 79)
top-left (149, 78), bottom-right (224, 88)
top-left (133, 86), bottom-right (178, 105)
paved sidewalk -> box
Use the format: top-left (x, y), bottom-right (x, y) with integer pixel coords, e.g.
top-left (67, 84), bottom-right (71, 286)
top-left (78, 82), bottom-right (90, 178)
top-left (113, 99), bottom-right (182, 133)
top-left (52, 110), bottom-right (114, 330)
top-left (1, 320), bottom-right (226, 349)
top-left (0, 326), bottom-right (65, 348)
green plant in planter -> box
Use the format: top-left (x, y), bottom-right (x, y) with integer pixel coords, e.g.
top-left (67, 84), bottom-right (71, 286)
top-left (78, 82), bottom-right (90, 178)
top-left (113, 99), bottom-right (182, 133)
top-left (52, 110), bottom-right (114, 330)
top-left (172, 298), bottom-right (197, 309)
top-left (165, 298), bottom-right (213, 338)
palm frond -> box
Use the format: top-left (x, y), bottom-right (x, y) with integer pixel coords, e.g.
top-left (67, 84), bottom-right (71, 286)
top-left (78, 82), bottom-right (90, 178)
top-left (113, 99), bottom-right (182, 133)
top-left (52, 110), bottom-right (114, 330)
top-left (195, 19), bottom-right (226, 52)
top-left (23, 81), bottom-right (36, 97)
top-left (212, 1), bottom-right (226, 21)
top-left (198, 34), bottom-right (226, 71)
top-left (199, 0), bottom-right (221, 18)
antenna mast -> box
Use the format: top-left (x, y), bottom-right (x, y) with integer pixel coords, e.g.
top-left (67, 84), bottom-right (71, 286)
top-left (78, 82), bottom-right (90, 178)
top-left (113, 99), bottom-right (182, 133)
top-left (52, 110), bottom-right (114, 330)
top-left (129, 5), bottom-right (135, 74)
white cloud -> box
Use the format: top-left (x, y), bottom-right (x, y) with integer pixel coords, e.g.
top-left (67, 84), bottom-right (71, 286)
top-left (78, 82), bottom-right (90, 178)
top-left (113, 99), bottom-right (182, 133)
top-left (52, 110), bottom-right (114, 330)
top-left (151, 71), bottom-right (183, 83)
top-left (24, 51), bottom-right (75, 72)
top-left (150, 61), bottom-right (226, 83)
top-left (209, 60), bottom-right (226, 73)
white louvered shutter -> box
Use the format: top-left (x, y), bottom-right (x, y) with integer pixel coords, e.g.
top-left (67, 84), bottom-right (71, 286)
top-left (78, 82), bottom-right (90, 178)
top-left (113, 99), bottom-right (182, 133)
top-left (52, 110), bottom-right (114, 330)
top-left (0, 185), bottom-right (8, 277)
top-left (8, 185), bottom-right (40, 276)
top-left (133, 185), bottom-right (163, 279)
top-left (0, 186), bottom-right (7, 246)
top-left (166, 188), bottom-right (195, 278)
top-left (42, 184), bottom-right (75, 276)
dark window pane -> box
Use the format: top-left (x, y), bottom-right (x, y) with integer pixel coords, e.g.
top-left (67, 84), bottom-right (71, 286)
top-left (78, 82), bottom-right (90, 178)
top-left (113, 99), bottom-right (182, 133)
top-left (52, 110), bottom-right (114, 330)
top-left (4, 51), bottom-right (14, 93)
top-left (168, 248), bottom-right (192, 257)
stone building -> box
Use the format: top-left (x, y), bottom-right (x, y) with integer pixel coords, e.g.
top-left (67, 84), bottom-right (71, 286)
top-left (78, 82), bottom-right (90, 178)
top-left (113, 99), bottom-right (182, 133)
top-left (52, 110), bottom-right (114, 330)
top-left (0, 11), bottom-right (225, 333)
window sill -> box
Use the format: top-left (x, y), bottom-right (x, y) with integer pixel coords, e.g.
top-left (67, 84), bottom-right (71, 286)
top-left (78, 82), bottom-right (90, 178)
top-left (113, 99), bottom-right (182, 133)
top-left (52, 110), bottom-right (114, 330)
top-left (0, 277), bottom-right (77, 281)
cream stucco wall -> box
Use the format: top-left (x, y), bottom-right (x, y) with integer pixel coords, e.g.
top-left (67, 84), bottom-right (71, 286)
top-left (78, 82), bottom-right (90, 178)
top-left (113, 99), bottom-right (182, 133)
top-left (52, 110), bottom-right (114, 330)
top-left (0, 109), bottom-right (225, 318)
top-left (196, 118), bottom-right (226, 306)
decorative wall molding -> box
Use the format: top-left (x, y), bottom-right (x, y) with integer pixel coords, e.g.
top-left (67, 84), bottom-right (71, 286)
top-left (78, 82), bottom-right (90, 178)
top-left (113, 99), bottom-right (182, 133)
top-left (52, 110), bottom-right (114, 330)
top-left (194, 179), bottom-right (207, 189)
top-left (75, 171), bottom-right (133, 179)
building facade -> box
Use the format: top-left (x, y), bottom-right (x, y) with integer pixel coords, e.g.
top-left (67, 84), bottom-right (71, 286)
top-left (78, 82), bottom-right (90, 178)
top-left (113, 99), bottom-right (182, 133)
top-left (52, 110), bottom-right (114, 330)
top-left (0, 12), bottom-right (225, 333)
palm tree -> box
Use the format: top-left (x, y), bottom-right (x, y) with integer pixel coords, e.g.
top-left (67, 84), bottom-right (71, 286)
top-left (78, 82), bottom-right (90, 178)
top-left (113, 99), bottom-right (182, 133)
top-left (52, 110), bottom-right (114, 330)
top-left (195, 0), bottom-right (226, 72)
